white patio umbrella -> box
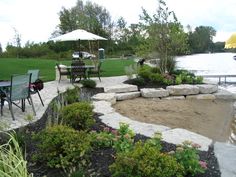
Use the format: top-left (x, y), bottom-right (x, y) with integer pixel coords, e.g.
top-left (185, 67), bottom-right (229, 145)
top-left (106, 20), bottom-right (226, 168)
top-left (50, 29), bottom-right (107, 56)
top-left (51, 29), bottom-right (107, 42)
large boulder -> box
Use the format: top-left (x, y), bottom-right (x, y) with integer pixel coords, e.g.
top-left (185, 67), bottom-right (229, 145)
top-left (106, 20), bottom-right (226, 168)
top-left (104, 84), bottom-right (138, 93)
top-left (196, 84), bottom-right (218, 94)
top-left (166, 84), bottom-right (199, 96)
top-left (186, 94), bottom-right (216, 100)
top-left (214, 89), bottom-right (236, 100)
top-left (92, 93), bottom-right (116, 105)
top-left (140, 88), bottom-right (169, 98)
top-left (116, 91), bottom-right (140, 101)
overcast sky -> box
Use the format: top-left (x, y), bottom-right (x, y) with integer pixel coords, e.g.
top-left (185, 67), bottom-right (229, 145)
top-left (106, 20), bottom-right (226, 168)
top-left (1, 0), bottom-right (236, 51)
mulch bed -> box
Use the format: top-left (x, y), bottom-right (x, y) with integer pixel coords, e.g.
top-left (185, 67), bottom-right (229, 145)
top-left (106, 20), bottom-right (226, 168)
top-left (0, 87), bottom-right (221, 177)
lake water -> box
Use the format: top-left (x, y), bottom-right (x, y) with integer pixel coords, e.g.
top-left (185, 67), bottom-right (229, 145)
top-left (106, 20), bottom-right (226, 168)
top-left (176, 53), bottom-right (236, 144)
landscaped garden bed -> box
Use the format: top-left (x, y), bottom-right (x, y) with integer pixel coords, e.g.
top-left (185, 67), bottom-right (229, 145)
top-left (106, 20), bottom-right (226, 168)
top-left (0, 86), bottom-right (221, 177)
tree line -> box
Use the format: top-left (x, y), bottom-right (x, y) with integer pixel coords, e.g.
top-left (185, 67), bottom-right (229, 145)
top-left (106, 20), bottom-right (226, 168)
top-left (0, 0), bottom-right (232, 60)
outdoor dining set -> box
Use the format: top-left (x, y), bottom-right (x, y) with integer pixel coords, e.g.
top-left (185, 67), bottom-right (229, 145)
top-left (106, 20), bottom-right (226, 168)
top-left (56, 59), bottom-right (102, 83)
top-left (0, 69), bottom-right (44, 120)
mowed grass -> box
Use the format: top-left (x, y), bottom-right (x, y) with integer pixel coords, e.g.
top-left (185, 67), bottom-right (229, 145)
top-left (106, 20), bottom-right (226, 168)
top-left (0, 58), bottom-right (135, 81)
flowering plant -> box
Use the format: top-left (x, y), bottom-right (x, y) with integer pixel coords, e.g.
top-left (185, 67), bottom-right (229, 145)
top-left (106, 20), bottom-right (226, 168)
top-left (173, 140), bottom-right (207, 176)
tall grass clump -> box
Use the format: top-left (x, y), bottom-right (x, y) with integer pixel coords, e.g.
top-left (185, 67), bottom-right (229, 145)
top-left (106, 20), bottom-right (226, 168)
top-left (0, 132), bottom-right (32, 177)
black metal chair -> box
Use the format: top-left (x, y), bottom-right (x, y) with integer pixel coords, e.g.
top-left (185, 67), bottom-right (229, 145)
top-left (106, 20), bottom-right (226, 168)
top-left (1, 73), bottom-right (36, 120)
top-left (71, 60), bottom-right (86, 83)
top-left (88, 61), bottom-right (102, 82)
top-left (56, 63), bottom-right (71, 83)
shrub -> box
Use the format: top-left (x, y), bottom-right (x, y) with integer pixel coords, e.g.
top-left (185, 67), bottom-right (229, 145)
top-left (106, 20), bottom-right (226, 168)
top-left (91, 127), bottom-right (116, 149)
top-left (60, 102), bottom-right (95, 130)
top-left (33, 125), bottom-right (92, 171)
top-left (81, 79), bottom-right (96, 88)
top-left (173, 141), bottom-right (207, 176)
top-left (138, 67), bottom-right (152, 81)
top-left (0, 132), bottom-right (33, 177)
top-left (64, 87), bottom-right (80, 104)
top-left (149, 73), bottom-right (165, 84)
top-left (113, 123), bottom-right (135, 153)
top-left (110, 141), bottom-right (184, 177)
top-left (151, 67), bottom-right (161, 74)
top-left (175, 75), bottom-right (182, 85)
top-left (128, 77), bottom-right (146, 86)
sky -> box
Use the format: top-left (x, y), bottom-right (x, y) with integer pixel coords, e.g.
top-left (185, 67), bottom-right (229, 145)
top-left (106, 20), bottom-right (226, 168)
top-left (1, 0), bottom-right (236, 51)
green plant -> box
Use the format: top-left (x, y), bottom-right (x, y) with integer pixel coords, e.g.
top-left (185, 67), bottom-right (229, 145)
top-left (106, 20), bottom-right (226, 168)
top-left (149, 73), bottom-right (164, 84)
top-left (0, 132), bottom-right (33, 177)
top-left (173, 141), bottom-right (207, 176)
top-left (33, 125), bottom-right (92, 172)
top-left (91, 127), bottom-right (117, 149)
top-left (24, 114), bottom-right (34, 123)
top-left (138, 67), bottom-right (152, 81)
top-left (110, 141), bottom-right (184, 177)
top-left (60, 102), bottom-right (95, 130)
top-left (125, 64), bottom-right (138, 79)
top-left (81, 79), bottom-right (96, 88)
top-left (175, 75), bottom-right (182, 85)
top-left (128, 77), bottom-right (146, 86)
top-left (64, 87), bottom-right (80, 104)
top-left (194, 76), bottom-right (203, 84)
top-left (113, 123), bottom-right (135, 153)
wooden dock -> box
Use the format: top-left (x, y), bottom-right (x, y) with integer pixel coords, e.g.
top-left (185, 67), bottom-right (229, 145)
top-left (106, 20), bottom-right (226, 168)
top-left (197, 74), bottom-right (236, 84)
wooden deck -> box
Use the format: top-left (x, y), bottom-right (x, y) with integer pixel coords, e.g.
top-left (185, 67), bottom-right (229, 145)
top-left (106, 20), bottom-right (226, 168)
top-left (197, 74), bottom-right (236, 84)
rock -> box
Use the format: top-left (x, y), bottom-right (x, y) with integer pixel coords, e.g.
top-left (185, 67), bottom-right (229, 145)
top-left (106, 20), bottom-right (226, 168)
top-left (104, 84), bottom-right (138, 93)
top-left (140, 88), bottom-right (169, 98)
top-left (214, 89), bottom-right (236, 100)
top-left (214, 142), bottom-right (236, 177)
top-left (92, 93), bottom-right (116, 105)
top-left (197, 84), bottom-right (218, 94)
top-left (116, 91), bottom-right (140, 101)
top-left (166, 84), bottom-right (199, 96)
top-left (186, 94), bottom-right (216, 100)
top-left (162, 96), bottom-right (185, 100)
top-left (162, 128), bottom-right (212, 151)
top-left (92, 101), bottom-right (114, 115)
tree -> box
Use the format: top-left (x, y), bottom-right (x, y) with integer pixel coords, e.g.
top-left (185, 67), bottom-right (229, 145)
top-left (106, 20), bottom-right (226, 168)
top-left (0, 43), bottom-right (2, 54)
top-left (188, 26), bottom-right (216, 53)
top-left (57, 0), bottom-right (113, 38)
top-left (140, 0), bottom-right (188, 73)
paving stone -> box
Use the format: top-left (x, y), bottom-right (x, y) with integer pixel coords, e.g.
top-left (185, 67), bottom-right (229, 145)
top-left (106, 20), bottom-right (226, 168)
top-left (214, 142), bottom-right (236, 177)
top-left (214, 89), bottom-right (236, 100)
top-left (162, 128), bottom-right (212, 151)
top-left (92, 101), bottom-right (114, 115)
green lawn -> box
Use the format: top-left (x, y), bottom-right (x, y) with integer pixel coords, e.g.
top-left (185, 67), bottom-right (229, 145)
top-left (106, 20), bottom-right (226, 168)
top-left (0, 58), bottom-right (135, 81)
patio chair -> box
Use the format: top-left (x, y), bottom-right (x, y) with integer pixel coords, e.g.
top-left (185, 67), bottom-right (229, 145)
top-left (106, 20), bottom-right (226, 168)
top-left (88, 61), bottom-right (102, 82)
top-left (27, 69), bottom-right (44, 106)
top-left (1, 73), bottom-right (36, 120)
top-left (71, 60), bottom-right (86, 83)
top-left (56, 63), bottom-right (71, 83)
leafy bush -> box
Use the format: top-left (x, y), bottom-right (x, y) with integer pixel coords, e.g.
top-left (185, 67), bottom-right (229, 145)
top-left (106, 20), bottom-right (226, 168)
top-left (175, 75), bottom-right (182, 85)
top-left (110, 141), bottom-right (184, 177)
top-left (33, 125), bottom-right (92, 171)
top-left (91, 127), bottom-right (117, 149)
top-left (64, 87), bottom-right (80, 104)
top-left (128, 77), bottom-right (146, 86)
top-left (60, 102), bottom-right (95, 130)
top-left (138, 67), bottom-right (152, 81)
top-left (113, 123), bottom-right (135, 153)
top-left (81, 79), bottom-right (96, 88)
top-left (173, 141), bottom-right (207, 176)
top-left (151, 67), bottom-right (161, 74)
top-left (149, 73), bottom-right (165, 84)
top-left (0, 132), bottom-right (33, 177)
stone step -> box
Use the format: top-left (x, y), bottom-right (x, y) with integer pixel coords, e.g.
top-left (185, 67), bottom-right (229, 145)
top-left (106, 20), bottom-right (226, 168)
top-left (196, 84), bottom-right (218, 94)
top-left (104, 84), bottom-right (138, 93)
top-left (92, 93), bottom-right (116, 105)
top-left (141, 88), bottom-right (169, 98)
top-left (116, 91), bottom-right (140, 101)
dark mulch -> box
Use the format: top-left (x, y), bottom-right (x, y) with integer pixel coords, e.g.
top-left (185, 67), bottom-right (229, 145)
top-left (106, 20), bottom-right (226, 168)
top-left (0, 87), bottom-right (221, 177)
